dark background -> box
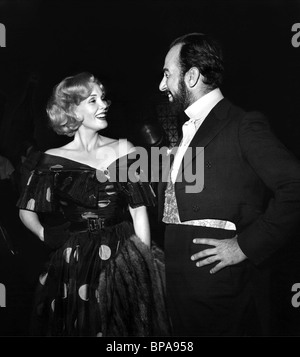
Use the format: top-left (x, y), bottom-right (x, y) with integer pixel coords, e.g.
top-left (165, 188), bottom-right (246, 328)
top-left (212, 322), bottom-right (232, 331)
top-left (0, 0), bottom-right (299, 336)
top-left (1, 0), bottom-right (300, 157)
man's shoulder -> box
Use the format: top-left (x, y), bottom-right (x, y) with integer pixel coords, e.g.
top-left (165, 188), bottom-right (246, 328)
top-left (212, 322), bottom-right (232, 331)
top-left (217, 98), bottom-right (266, 123)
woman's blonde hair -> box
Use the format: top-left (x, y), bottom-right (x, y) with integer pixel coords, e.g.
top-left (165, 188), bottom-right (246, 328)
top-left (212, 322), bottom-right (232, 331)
top-left (46, 72), bottom-right (103, 136)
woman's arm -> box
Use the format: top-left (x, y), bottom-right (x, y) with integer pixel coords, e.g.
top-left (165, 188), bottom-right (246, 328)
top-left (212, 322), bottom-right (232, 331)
top-left (19, 209), bottom-right (44, 241)
top-left (129, 205), bottom-right (151, 247)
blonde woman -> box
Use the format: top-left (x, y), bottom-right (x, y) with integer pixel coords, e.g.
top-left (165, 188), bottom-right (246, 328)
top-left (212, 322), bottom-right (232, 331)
top-left (18, 72), bottom-right (170, 336)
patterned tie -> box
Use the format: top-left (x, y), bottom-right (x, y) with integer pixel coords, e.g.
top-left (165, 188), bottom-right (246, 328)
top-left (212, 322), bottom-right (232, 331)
top-left (170, 118), bottom-right (197, 183)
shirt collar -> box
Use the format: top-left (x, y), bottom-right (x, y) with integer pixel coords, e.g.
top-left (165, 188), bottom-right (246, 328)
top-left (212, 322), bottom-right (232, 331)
top-left (184, 88), bottom-right (224, 122)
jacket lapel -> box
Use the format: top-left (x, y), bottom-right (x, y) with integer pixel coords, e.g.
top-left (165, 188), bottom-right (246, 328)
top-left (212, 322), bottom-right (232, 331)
top-left (176, 98), bottom-right (233, 181)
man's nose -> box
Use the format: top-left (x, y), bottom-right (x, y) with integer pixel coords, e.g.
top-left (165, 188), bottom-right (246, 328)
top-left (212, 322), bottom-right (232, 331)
top-left (159, 77), bottom-right (167, 92)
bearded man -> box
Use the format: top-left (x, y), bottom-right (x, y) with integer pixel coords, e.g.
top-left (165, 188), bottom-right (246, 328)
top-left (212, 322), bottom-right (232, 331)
top-left (157, 32), bottom-right (300, 336)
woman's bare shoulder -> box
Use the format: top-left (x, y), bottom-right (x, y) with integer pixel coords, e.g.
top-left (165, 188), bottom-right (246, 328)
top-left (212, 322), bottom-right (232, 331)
top-left (44, 147), bottom-right (63, 156)
top-left (100, 136), bottom-right (135, 156)
top-left (116, 138), bottom-right (135, 157)
top-left (44, 144), bottom-right (73, 157)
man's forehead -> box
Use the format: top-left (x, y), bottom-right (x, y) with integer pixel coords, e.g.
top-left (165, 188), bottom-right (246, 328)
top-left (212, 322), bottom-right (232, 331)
top-left (164, 44), bottom-right (181, 68)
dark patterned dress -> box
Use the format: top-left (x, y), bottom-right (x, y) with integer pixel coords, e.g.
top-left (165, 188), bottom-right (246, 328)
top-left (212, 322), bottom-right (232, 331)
top-left (17, 153), bottom-right (171, 337)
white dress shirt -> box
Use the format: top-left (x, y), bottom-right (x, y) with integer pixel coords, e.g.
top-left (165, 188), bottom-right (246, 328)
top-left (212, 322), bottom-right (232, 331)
top-left (164, 88), bottom-right (236, 230)
top-left (170, 88), bottom-right (224, 183)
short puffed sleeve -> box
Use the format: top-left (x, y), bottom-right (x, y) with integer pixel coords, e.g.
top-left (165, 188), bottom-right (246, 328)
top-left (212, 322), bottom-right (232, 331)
top-left (119, 179), bottom-right (156, 208)
top-left (17, 168), bottom-right (56, 212)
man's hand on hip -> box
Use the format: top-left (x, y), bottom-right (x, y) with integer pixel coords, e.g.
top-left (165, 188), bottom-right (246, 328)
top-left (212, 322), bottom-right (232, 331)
top-left (191, 235), bottom-right (247, 274)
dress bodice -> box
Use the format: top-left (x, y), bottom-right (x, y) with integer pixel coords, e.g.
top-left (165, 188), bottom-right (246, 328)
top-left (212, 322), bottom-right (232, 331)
top-left (18, 153), bottom-right (170, 337)
top-left (17, 153), bottom-right (156, 225)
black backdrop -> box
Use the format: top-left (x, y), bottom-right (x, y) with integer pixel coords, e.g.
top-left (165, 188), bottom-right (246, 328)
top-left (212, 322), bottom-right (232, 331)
top-left (0, 0), bottom-right (300, 337)
top-left (1, 0), bottom-right (300, 158)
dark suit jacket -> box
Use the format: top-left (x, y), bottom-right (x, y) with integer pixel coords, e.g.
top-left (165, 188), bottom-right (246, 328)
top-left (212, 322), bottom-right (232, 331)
top-left (158, 98), bottom-right (300, 265)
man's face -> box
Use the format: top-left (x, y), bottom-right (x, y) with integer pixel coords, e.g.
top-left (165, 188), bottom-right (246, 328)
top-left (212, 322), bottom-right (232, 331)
top-left (159, 44), bottom-right (191, 114)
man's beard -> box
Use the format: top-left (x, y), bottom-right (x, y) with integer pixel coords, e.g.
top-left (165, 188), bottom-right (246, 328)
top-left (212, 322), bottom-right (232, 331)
top-left (169, 77), bottom-right (191, 115)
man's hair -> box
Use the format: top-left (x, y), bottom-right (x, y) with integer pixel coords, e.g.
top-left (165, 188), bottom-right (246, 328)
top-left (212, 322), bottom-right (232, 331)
top-left (46, 72), bottom-right (104, 136)
top-left (170, 32), bottom-right (224, 90)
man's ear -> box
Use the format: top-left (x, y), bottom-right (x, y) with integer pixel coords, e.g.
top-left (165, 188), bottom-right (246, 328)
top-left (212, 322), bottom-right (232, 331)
top-left (184, 67), bottom-right (201, 88)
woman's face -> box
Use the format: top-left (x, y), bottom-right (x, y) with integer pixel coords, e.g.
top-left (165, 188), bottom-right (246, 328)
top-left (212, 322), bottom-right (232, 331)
top-left (74, 83), bottom-right (110, 131)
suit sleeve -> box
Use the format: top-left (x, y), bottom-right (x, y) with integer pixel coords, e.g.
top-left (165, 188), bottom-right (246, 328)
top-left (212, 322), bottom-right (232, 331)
top-left (237, 111), bottom-right (300, 265)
